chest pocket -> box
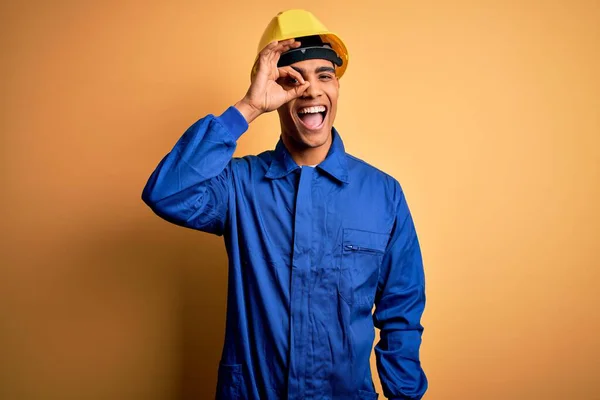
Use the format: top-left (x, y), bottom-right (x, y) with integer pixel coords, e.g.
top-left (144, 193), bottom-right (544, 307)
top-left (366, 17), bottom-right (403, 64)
top-left (338, 228), bottom-right (389, 307)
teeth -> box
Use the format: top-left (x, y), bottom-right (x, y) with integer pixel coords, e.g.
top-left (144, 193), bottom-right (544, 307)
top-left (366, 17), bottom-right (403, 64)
top-left (298, 106), bottom-right (326, 114)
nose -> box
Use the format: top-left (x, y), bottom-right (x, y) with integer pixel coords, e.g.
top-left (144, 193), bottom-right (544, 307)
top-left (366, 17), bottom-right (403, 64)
top-left (301, 77), bottom-right (323, 99)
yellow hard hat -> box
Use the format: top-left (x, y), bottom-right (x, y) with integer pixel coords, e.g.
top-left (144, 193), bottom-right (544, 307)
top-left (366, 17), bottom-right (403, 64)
top-left (251, 9), bottom-right (349, 79)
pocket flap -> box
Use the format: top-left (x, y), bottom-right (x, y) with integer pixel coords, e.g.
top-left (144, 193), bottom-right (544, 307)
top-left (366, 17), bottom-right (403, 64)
top-left (343, 228), bottom-right (389, 252)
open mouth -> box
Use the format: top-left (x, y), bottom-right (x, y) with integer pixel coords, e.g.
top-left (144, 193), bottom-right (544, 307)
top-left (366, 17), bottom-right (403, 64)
top-left (297, 105), bottom-right (328, 131)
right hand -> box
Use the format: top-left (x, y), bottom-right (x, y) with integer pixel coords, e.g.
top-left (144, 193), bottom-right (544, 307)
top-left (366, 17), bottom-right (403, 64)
top-left (235, 39), bottom-right (310, 123)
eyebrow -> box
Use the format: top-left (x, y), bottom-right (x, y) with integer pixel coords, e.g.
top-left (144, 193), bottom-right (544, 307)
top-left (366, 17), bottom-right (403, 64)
top-left (291, 66), bottom-right (336, 75)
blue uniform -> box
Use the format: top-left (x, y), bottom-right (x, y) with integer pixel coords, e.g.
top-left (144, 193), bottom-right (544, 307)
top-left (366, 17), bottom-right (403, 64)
top-left (142, 106), bottom-right (428, 399)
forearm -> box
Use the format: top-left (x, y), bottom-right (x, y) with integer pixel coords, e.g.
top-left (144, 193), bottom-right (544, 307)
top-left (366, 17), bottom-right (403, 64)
top-left (375, 284), bottom-right (427, 399)
top-left (374, 185), bottom-right (428, 399)
top-left (141, 106), bottom-right (247, 229)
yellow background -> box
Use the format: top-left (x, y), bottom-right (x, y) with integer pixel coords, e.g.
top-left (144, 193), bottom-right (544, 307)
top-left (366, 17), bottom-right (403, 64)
top-left (1, 1), bottom-right (599, 399)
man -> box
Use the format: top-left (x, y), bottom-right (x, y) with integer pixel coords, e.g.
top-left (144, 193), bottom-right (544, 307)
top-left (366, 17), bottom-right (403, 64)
top-left (142, 9), bottom-right (427, 400)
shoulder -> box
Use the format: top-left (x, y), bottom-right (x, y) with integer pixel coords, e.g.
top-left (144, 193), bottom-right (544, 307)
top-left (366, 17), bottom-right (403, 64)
top-left (345, 152), bottom-right (403, 197)
top-left (229, 150), bottom-right (273, 176)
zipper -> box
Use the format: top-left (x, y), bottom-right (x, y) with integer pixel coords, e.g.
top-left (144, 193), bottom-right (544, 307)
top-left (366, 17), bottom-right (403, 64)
top-left (344, 244), bottom-right (384, 254)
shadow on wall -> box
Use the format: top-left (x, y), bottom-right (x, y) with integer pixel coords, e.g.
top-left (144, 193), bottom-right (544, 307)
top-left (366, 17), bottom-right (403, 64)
top-left (75, 218), bottom-right (230, 400)
top-left (81, 93), bottom-right (234, 398)
top-left (1, 218), bottom-right (230, 400)
top-left (133, 81), bottom-right (237, 398)
top-left (142, 92), bottom-right (234, 400)
top-left (126, 83), bottom-right (236, 399)
top-left (176, 228), bottom-right (229, 399)
top-left (2, 65), bottom-right (237, 399)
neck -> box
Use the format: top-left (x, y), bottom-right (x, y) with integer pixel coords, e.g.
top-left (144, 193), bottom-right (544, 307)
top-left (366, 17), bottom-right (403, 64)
top-left (281, 132), bottom-right (332, 167)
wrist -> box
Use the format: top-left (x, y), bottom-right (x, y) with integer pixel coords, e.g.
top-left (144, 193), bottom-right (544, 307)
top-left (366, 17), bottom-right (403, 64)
top-left (234, 98), bottom-right (262, 124)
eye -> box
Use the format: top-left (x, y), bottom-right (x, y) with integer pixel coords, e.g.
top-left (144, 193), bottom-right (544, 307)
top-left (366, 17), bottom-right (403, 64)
top-left (319, 75), bottom-right (333, 81)
top-left (287, 77), bottom-right (299, 85)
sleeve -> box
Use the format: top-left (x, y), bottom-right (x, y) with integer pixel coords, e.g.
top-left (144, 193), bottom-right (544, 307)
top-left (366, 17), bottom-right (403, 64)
top-left (141, 106), bottom-right (248, 236)
top-left (373, 183), bottom-right (428, 399)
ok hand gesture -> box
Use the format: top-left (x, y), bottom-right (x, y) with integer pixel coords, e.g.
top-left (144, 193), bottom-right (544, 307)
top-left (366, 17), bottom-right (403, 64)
top-left (236, 39), bottom-right (310, 123)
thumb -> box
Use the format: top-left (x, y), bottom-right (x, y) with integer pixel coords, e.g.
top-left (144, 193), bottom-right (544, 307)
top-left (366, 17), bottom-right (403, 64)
top-left (286, 81), bottom-right (310, 101)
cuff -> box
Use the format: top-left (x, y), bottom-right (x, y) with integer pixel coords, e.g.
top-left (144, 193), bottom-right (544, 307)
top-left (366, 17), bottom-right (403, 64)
top-left (217, 106), bottom-right (249, 140)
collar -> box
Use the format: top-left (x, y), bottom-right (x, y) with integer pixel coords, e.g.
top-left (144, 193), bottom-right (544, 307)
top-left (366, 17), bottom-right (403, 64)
top-left (265, 127), bottom-right (349, 184)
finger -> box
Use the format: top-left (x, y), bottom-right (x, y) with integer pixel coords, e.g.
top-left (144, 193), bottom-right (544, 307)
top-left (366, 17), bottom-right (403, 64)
top-left (260, 39), bottom-right (299, 58)
top-left (258, 40), bottom-right (301, 76)
top-left (259, 39), bottom-right (290, 56)
top-left (276, 38), bottom-right (296, 47)
top-left (257, 40), bottom-right (279, 64)
top-left (277, 66), bottom-right (305, 85)
top-left (285, 81), bottom-right (311, 102)
top-left (276, 40), bottom-right (301, 54)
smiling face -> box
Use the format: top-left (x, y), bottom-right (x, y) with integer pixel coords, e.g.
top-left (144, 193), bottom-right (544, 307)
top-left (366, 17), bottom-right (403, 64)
top-left (276, 58), bottom-right (340, 152)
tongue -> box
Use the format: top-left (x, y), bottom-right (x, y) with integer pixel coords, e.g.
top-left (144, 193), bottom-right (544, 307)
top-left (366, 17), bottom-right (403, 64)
top-left (300, 112), bottom-right (324, 129)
